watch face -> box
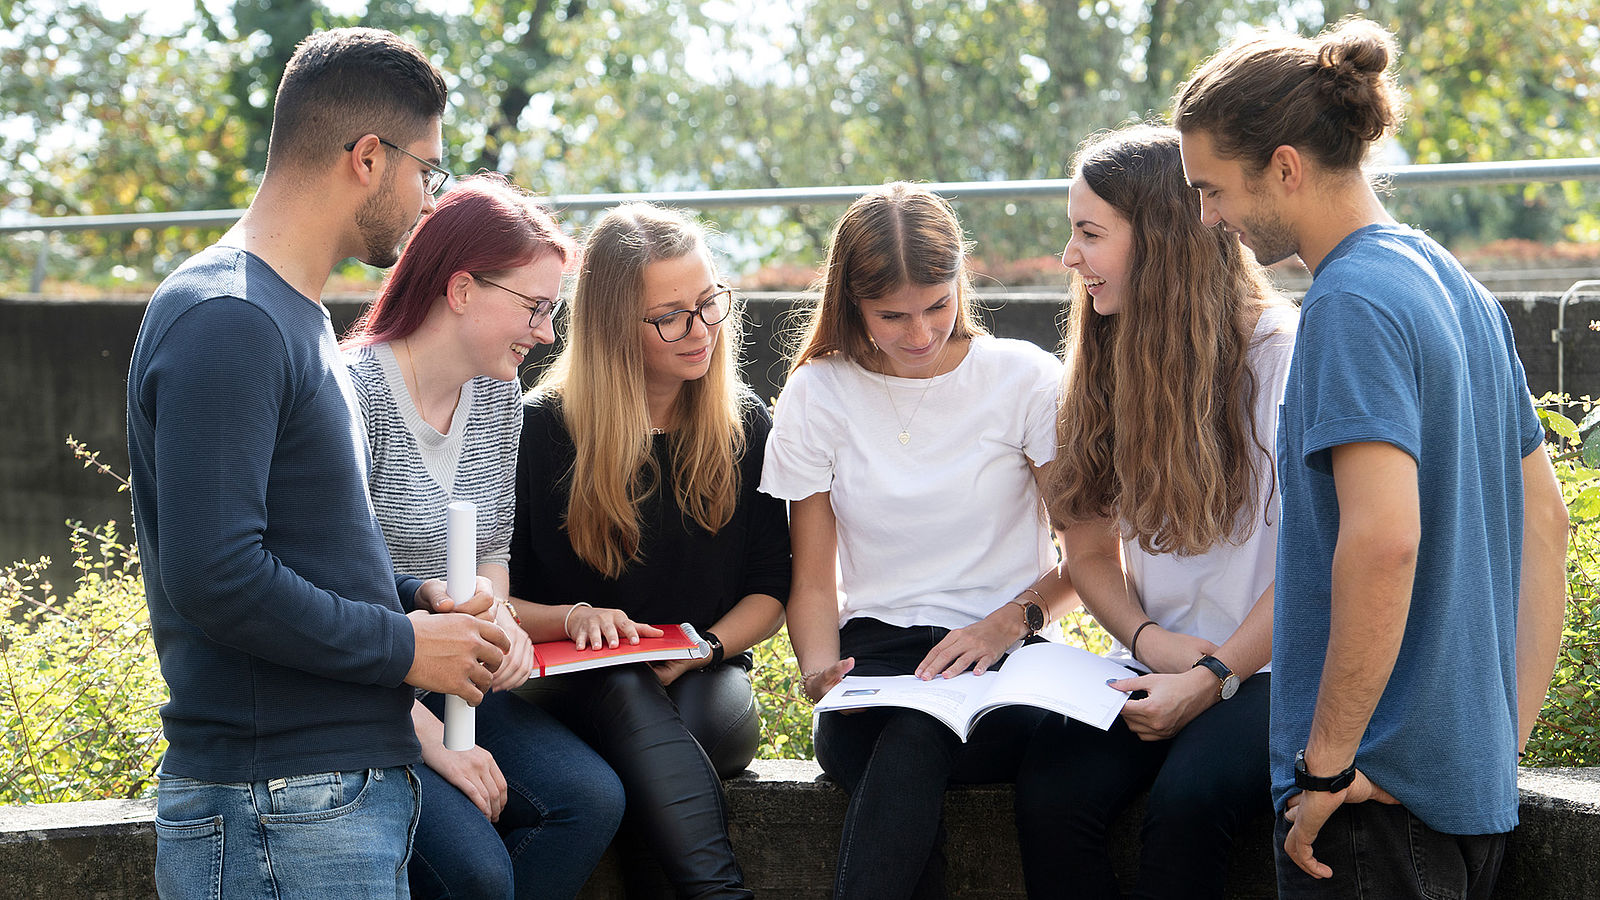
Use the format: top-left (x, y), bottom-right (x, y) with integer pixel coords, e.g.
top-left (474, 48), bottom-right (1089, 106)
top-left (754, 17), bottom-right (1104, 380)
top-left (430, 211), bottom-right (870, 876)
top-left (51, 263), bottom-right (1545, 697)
top-left (1220, 674), bottom-right (1239, 700)
top-left (1025, 602), bottom-right (1045, 633)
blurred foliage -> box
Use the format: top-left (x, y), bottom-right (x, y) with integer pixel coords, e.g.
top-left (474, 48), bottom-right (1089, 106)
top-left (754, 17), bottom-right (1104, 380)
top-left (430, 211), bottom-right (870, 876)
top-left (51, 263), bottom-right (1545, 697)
top-left (1527, 397), bottom-right (1600, 767)
top-left (2, 0), bottom-right (1598, 293)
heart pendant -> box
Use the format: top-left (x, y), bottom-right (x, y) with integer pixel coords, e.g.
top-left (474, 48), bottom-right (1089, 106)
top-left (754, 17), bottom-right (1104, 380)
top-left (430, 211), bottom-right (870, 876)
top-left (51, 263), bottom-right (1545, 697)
top-left (898, 431), bottom-right (910, 445)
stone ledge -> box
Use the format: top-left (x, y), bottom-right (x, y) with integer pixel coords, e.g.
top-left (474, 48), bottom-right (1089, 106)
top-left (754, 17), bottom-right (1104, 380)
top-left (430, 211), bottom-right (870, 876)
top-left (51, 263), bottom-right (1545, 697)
top-left (2, 764), bottom-right (1595, 899)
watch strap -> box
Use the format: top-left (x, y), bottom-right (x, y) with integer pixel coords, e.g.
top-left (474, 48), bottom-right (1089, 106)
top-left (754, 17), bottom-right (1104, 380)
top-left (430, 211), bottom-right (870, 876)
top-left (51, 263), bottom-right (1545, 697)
top-left (1294, 749), bottom-right (1357, 792)
top-left (703, 630), bottom-right (725, 667)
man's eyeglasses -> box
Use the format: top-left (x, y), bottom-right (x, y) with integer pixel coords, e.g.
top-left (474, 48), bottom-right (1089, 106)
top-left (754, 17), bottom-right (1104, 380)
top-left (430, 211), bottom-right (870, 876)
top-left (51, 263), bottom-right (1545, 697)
top-left (641, 288), bottom-right (734, 342)
top-left (472, 273), bottom-right (563, 327)
top-left (343, 136), bottom-right (453, 196)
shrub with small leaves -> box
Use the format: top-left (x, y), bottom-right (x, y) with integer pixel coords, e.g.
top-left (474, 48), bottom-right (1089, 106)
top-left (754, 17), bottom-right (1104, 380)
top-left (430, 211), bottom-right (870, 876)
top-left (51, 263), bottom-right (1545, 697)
top-left (1, 521), bottom-right (166, 803)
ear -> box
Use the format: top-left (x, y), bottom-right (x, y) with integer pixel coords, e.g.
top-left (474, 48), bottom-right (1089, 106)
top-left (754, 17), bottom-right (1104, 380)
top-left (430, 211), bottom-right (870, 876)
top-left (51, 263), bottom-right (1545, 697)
top-left (445, 271), bottom-right (474, 313)
top-left (345, 134), bottom-right (384, 188)
top-left (1267, 144), bottom-right (1305, 195)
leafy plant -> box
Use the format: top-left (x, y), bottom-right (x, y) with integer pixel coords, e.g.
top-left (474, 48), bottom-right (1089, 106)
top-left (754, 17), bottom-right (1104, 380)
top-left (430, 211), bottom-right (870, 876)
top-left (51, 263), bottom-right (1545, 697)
top-left (1526, 396), bottom-right (1600, 766)
top-left (0, 520), bottom-right (166, 803)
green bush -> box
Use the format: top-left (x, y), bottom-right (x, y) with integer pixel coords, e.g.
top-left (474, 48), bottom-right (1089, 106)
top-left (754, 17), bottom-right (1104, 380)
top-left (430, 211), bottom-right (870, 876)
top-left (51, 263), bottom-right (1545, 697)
top-left (1525, 398), bottom-right (1600, 766)
top-left (1, 520), bottom-right (166, 803)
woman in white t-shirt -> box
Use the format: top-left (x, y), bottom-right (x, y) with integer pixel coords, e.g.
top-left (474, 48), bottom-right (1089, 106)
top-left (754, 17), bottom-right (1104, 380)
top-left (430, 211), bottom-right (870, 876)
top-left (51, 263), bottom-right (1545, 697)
top-left (761, 182), bottom-right (1077, 899)
top-left (1042, 125), bottom-right (1296, 899)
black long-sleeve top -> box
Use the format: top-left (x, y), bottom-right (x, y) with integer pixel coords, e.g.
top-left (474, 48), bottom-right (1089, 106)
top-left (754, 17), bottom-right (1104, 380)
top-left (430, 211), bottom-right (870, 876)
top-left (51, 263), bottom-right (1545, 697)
top-left (509, 393), bottom-right (791, 629)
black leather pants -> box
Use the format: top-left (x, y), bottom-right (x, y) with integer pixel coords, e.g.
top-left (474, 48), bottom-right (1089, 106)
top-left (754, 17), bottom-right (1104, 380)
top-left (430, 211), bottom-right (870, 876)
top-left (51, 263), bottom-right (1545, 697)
top-left (517, 659), bottom-right (758, 899)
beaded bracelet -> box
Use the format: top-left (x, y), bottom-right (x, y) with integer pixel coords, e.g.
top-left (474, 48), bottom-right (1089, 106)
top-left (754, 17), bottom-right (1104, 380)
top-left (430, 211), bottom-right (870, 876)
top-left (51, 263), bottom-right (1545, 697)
top-left (563, 601), bottom-right (593, 637)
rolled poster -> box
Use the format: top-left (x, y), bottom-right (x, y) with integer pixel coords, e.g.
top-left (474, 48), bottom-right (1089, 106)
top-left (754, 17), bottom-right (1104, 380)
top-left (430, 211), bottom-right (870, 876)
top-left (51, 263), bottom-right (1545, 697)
top-left (442, 500), bottom-right (477, 751)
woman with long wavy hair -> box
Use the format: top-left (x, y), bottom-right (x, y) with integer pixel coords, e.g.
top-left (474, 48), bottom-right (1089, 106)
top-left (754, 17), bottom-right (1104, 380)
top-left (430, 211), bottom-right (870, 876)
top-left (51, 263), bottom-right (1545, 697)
top-left (343, 173), bottom-right (625, 900)
top-left (1040, 124), bottom-right (1296, 899)
top-left (509, 203), bottom-right (789, 900)
top-left (763, 182), bottom-right (1077, 899)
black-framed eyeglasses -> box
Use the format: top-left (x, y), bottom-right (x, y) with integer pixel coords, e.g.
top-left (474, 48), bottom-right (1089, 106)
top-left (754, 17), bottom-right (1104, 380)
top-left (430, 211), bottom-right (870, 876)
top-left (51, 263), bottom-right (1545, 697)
top-left (343, 136), bottom-right (453, 196)
top-left (472, 273), bottom-right (563, 327)
top-left (641, 287), bottom-right (734, 342)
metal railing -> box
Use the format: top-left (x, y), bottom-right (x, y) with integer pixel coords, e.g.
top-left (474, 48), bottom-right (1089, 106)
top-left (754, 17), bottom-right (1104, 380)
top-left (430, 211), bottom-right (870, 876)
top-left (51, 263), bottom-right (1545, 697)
top-left (6, 157), bottom-right (1600, 292)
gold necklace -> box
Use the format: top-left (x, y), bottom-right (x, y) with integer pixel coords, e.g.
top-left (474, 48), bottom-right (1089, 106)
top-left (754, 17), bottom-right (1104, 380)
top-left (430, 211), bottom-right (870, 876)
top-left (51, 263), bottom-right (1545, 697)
top-left (878, 340), bottom-right (950, 446)
top-left (401, 337), bottom-right (456, 429)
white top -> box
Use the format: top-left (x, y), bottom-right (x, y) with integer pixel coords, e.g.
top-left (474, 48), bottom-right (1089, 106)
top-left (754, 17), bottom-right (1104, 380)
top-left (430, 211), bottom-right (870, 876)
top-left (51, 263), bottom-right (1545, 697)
top-left (761, 336), bottom-right (1063, 631)
top-left (1110, 304), bottom-right (1299, 674)
top-left (345, 341), bottom-right (521, 578)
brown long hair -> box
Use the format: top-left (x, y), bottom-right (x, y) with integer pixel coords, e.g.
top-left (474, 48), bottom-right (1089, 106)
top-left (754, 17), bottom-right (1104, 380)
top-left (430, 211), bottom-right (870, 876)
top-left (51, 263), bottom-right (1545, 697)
top-left (1172, 17), bottom-right (1405, 173)
top-left (1045, 125), bottom-right (1283, 555)
top-left (788, 182), bottom-right (988, 374)
top-left (534, 203), bottom-right (746, 578)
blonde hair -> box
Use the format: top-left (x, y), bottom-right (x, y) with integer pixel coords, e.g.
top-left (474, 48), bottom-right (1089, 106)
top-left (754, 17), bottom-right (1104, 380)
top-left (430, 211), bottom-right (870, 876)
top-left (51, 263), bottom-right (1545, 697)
top-left (788, 182), bottom-right (988, 374)
top-left (534, 203), bottom-right (747, 578)
top-left (1045, 125), bottom-right (1283, 556)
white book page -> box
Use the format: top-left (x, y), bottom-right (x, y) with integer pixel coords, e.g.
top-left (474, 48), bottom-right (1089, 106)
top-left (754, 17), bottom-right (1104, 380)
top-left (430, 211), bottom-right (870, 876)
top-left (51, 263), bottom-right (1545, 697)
top-left (974, 641), bottom-right (1131, 730)
top-left (812, 674), bottom-right (997, 740)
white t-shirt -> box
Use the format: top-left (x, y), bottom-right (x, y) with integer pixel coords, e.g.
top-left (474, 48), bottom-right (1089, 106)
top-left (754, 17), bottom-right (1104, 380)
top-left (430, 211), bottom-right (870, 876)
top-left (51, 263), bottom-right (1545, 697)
top-left (761, 336), bottom-right (1062, 631)
top-left (1110, 304), bottom-right (1299, 674)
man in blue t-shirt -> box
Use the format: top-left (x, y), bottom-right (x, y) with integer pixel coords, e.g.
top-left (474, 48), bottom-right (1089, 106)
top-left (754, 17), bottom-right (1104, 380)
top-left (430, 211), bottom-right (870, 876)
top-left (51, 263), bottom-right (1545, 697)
top-left (1174, 18), bottom-right (1569, 899)
top-left (127, 28), bottom-right (509, 899)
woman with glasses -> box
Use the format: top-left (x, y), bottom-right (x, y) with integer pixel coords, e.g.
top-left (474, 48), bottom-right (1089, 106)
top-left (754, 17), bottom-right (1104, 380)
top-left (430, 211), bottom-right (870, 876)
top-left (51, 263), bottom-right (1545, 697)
top-left (343, 173), bottom-right (625, 900)
top-left (760, 182), bottom-right (1077, 898)
top-left (509, 202), bottom-right (789, 899)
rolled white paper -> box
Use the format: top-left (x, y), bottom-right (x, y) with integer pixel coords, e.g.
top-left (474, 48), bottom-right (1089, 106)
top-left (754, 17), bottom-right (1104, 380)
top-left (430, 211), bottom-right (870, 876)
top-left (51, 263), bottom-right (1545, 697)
top-left (442, 500), bottom-right (477, 752)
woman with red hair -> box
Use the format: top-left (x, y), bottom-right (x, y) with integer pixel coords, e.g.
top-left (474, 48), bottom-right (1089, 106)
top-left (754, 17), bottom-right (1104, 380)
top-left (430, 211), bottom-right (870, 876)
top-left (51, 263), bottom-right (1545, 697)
top-left (344, 173), bottom-right (624, 900)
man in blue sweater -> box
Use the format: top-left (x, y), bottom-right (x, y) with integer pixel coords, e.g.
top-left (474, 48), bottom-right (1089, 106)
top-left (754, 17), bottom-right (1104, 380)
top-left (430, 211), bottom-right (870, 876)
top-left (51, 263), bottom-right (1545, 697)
top-left (127, 28), bottom-right (509, 898)
top-left (1175, 18), bottom-right (1569, 900)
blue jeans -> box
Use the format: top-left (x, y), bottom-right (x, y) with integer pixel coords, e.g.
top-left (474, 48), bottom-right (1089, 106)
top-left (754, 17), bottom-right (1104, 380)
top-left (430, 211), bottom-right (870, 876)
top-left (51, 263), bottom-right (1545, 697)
top-left (410, 690), bottom-right (624, 900)
top-left (815, 618), bottom-right (1078, 900)
top-left (1030, 671), bottom-right (1272, 900)
top-left (154, 765), bottom-right (419, 900)
top-left (1274, 801), bottom-right (1506, 899)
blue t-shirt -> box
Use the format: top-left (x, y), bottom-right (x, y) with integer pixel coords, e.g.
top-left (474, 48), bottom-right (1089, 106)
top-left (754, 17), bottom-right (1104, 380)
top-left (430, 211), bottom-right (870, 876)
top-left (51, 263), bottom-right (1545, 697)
top-left (1271, 224), bottom-right (1543, 835)
top-left (128, 245), bottom-right (423, 782)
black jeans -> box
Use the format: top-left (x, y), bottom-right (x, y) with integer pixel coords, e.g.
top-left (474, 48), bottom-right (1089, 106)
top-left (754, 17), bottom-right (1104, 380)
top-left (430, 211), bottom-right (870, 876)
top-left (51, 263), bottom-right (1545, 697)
top-left (1274, 801), bottom-right (1506, 900)
top-left (815, 617), bottom-right (1076, 900)
top-left (1027, 672), bottom-right (1271, 900)
top-left (518, 659), bottom-right (759, 900)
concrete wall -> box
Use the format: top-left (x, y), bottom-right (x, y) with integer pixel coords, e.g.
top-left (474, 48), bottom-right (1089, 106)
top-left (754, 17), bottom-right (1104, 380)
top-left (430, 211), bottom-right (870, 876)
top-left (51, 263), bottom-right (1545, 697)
top-left (2, 761), bottom-right (1596, 899)
top-left (3, 291), bottom-right (1597, 582)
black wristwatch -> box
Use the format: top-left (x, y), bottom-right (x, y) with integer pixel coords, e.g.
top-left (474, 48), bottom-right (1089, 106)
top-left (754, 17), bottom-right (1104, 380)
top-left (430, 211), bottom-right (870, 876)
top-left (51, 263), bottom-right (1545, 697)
top-left (1012, 596), bottom-right (1046, 636)
top-left (703, 630), bottom-right (725, 667)
top-left (1192, 654), bottom-right (1239, 700)
top-left (1294, 749), bottom-right (1357, 792)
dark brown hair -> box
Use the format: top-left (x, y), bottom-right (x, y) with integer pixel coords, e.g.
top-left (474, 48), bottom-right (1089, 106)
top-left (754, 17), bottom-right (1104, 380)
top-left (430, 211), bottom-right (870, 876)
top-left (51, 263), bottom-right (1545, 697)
top-left (267, 27), bottom-right (447, 174)
top-left (1045, 125), bottom-right (1283, 555)
top-left (1172, 17), bottom-right (1405, 172)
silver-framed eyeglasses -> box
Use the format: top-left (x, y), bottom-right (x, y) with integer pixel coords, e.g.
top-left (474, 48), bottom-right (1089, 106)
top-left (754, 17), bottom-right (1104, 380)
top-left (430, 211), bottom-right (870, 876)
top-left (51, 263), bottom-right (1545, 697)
top-left (472, 273), bottom-right (563, 327)
top-left (641, 287), bottom-right (734, 342)
top-left (343, 136), bottom-right (453, 195)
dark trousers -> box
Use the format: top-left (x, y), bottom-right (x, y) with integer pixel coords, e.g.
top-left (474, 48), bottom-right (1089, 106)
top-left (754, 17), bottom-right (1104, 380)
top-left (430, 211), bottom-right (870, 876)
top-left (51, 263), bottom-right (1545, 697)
top-left (518, 659), bottom-right (759, 900)
top-left (1274, 801), bottom-right (1506, 900)
top-left (1026, 672), bottom-right (1271, 900)
top-left (815, 617), bottom-right (1078, 900)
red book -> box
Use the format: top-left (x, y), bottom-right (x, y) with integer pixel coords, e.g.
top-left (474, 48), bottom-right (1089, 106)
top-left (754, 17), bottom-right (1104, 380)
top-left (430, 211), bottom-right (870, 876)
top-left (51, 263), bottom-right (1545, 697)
top-left (527, 623), bottom-right (712, 678)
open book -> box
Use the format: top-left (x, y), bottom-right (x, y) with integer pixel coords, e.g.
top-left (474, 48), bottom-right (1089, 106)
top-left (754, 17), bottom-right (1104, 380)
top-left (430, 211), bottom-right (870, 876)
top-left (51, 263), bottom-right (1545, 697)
top-left (527, 622), bottom-right (711, 678)
top-left (812, 640), bottom-right (1133, 740)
